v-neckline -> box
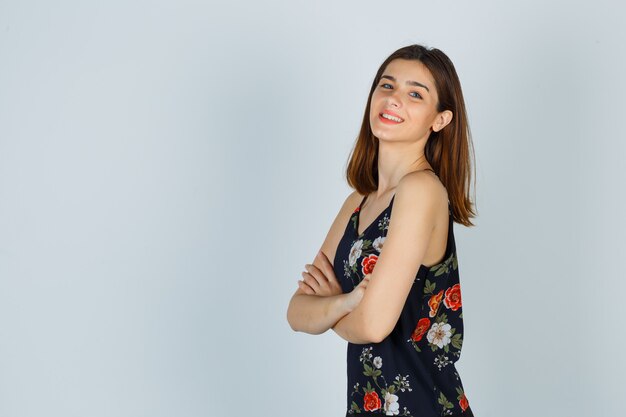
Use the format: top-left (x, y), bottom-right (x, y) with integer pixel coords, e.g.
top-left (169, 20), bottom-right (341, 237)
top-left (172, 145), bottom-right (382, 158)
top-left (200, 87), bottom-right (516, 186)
top-left (355, 193), bottom-right (396, 237)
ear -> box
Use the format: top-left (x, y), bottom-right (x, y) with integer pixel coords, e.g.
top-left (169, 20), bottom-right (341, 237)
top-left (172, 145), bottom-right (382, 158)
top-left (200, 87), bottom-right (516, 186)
top-left (432, 110), bottom-right (453, 132)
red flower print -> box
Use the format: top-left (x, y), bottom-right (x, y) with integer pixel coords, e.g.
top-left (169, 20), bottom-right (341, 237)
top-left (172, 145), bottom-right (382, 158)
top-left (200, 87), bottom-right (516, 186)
top-left (363, 391), bottom-right (381, 412)
top-left (459, 393), bottom-right (469, 411)
top-left (353, 206), bottom-right (361, 213)
top-left (443, 284), bottom-right (462, 311)
top-left (361, 254), bottom-right (378, 275)
top-left (428, 290), bottom-right (444, 317)
top-left (411, 317), bottom-right (431, 341)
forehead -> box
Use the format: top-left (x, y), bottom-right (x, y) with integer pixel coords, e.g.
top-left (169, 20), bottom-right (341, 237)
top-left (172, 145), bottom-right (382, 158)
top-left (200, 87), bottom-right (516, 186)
top-left (382, 59), bottom-right (436, 91)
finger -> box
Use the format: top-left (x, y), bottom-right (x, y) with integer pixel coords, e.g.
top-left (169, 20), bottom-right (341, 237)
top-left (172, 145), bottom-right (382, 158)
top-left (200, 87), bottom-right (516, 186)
top-left (316, 251), bottom-right (337, 282)
top-left (315, 251), bottom-right (340, 284)
top-left (298, 280), bottom-right (316, 295)
top-left (301, 270), bottom-right (322, 292)
top-left (304, 263), bottom-right (329, 287)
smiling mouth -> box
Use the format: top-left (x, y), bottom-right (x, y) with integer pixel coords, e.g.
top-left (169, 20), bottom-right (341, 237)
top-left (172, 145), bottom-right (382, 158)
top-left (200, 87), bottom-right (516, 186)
top-left (379, 113), bottom-right (404, 123)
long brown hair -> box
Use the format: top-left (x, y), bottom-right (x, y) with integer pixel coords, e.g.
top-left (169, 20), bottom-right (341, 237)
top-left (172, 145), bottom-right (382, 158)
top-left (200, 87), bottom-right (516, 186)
top-left (346, 44), bottom-right (477, 227)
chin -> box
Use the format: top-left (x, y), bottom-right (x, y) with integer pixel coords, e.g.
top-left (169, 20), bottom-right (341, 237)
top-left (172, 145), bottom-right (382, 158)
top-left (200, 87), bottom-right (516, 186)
top-left (373, 131), bottom-right (397, 142)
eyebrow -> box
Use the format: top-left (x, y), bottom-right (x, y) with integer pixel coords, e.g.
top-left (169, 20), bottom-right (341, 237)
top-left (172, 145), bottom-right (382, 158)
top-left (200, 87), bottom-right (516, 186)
top-left (380, 75), bottom-right (430, 92)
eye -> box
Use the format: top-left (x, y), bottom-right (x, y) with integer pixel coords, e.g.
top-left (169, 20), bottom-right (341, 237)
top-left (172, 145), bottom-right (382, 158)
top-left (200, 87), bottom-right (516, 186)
top-left (379, 83), bottom-right (422, 99)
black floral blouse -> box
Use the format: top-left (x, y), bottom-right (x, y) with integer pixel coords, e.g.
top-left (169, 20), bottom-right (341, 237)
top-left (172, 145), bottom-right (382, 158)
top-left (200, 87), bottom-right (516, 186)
top-left (332, 192), bottom-right (474, 417)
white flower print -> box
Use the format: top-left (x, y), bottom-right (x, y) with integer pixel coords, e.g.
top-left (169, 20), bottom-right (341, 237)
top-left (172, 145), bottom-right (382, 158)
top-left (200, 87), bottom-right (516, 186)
top-left (349, 239), bottom-right (364, 267)
top-left (373, 356), bottom-right (382, 369)
top-left (350, 347), bottom-right (414, 416)
top-left (383, 391), bottom-right (400, 416)
top-left (379, 212), bottom-right (390, 231)
top-left (394, 374), bottom-right (413, 392)
top-left (342, 259), bottom-right (351, 279)
top-left (372, 236), bottom-right (386, 252)
top-left (427, 322), bottom-right (452, 349)
top-left (434, 354), bottom-right (451, 370)
top-left (359, 346), bottom-right (373, 362)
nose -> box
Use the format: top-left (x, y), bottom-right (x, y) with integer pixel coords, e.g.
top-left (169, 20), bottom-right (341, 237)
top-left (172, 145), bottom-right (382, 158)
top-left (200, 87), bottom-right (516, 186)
top-left (386, 90), bottom-right (402, 108)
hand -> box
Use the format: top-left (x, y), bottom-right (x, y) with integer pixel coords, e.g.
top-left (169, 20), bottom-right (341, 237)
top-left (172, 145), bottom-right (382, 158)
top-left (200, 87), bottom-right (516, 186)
top-left (344, 273), bottom-right (372, 312)
top-left (298, 250), bottom-right (343, 297)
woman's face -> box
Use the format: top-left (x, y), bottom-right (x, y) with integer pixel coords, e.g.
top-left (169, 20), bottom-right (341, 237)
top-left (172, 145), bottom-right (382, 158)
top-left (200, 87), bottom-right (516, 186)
top-left (369, 58), bottom-right (450, 143)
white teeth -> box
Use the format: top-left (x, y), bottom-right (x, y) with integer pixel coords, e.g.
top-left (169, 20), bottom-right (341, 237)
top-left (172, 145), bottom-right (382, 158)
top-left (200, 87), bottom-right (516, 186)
top-left (382, 113), bottom-right (402, 122)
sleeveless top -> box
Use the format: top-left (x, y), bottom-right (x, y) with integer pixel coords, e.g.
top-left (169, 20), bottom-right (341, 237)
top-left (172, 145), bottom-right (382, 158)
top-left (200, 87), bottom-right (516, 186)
top-left (332, 173), bottom-right (474, 417)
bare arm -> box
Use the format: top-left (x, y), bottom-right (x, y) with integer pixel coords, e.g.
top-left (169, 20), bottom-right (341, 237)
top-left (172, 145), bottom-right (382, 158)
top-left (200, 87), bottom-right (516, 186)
top-left (286, 192), bottom-right (366, 336)
top-left (289, 269), bottom-right (374, 341)
top-left (288, 291), bottom-right (352, 335)
top-left (337, 172), bottom-right (446, 344)
top-left (331, 300), bottom-right (375, 344)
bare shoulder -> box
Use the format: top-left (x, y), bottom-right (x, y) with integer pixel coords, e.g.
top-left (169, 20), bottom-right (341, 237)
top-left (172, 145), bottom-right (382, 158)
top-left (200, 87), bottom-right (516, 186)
top-left (395, 170), bottom-right (448, 212)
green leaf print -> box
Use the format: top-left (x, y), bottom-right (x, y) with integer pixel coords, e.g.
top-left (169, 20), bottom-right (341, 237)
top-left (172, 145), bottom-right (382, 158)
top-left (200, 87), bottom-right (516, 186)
top-left (363, 363), bottom-right (382, 378)
top-left (364, 363), bottom-right (372, 375)
top-left (351, 401), bottom-right (361, 412)
top-left (431, 253), bottom-right (457, 277)
top-left (451, 333), bottom-right (463, 350)
top-left (435, 312), bottom-right (448, 324)
top-left (438, 391), bottom-right (454, 410)
top-left (351, 347), bottom-right (414, 416)
top-left (424, 279), bottom-right (436, 295)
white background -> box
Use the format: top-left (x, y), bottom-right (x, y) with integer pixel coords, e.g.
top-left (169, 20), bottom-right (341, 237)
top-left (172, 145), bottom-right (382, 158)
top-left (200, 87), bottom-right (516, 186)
top-left (1, 1), bottom-right (624, 416)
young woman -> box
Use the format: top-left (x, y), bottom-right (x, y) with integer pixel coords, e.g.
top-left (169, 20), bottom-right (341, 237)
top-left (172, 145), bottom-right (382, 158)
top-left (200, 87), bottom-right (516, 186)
top-left (287, 44), bottom-right (477, 417)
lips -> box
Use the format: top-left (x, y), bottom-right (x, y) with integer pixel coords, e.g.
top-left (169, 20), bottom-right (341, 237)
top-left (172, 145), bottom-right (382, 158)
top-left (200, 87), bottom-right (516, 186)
top-left (381, 110), bottom-right (403, 120)
top-left (379, 110), bottom-right (404, 124)
top-left (379, 111), bottom-right (404, 124)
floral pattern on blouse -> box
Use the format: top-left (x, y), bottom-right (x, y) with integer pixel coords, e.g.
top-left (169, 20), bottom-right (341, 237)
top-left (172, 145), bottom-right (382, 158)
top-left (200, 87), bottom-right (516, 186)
top-left (339, 198), bottom-right (471, 416)
top-left (404, 252), bottom-right (469, 415)
top-left (407, 253), bottom-right (464, 356)
top-left (343, 205), bottom-right (390, 287)
top-left (348, 347), bottom-right (413, 416)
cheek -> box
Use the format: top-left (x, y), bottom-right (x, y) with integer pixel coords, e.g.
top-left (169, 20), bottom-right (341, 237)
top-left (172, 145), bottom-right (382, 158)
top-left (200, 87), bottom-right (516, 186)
top-left (369, 98), bottom-right (377, 111)
top-left (369, 99), bottom-right (381, 117)
top-left (405, 114), bottom-right (432, 133)
top-left (409, 110), bottom-right (430, 124)
top-left (370, 90), bottom-right (384, 106)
